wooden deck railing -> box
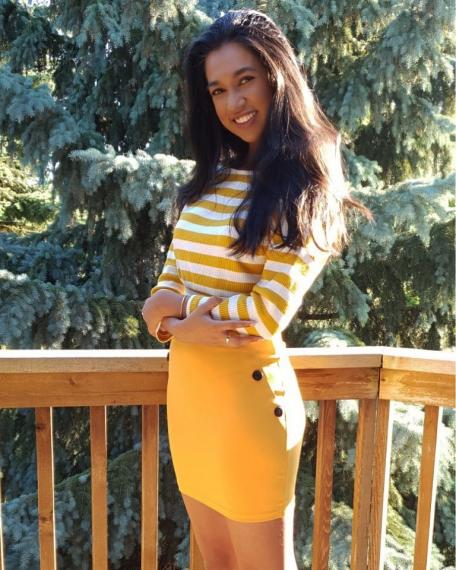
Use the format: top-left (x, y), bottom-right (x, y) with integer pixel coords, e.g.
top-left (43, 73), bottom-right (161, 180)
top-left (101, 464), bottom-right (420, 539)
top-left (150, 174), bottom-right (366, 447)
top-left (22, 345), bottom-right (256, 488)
top-left (0, 346), bottom-right (454, 570)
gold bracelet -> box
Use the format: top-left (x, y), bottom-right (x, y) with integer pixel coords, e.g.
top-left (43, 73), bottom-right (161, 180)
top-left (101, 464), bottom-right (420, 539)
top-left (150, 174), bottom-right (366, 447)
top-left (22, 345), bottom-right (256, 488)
top-left (154, 294), bottom-right (189, 344)
top-left (180, 294), bottom-right (190, 319)
top-left (154, 295), bottom-right (190, 344)
top-left (179, 294), bottom-right (187, 319)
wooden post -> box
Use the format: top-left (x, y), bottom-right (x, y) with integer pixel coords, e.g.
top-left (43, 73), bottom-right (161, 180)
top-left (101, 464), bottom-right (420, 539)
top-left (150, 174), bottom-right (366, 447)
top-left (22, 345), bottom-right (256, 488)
top-left (367, 399), bottom-right (393, 570)
top-left (413, 405), bottom-right (443, 570)
top-left (90, 406), bottom-right (108, 570)
top-left (35, 407), bottom-right (57, 570)
top-left (312, 399), bottom-right (336, 570)
top-left (141, 405), bottom-right (159, 570)
top-left (351, 398), bottom-right (378, 569)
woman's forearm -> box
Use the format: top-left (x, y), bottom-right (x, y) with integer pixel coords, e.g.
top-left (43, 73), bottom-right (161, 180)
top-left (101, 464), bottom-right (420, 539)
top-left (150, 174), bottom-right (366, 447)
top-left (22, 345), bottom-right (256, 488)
top-left (142, 290), bottom-right (185, 340)
top-left (150, 290), bottom-right (185, 319)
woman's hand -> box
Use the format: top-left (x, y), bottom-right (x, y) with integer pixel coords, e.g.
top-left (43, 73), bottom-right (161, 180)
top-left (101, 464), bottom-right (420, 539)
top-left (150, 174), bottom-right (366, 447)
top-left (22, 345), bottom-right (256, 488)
top-left (165, 297), bottom-right (262, 347)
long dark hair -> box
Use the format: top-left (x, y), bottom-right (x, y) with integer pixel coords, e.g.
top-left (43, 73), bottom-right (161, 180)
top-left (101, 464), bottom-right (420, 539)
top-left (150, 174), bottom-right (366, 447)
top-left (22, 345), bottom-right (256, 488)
top-left (175, 9), bottom-right (373, 258)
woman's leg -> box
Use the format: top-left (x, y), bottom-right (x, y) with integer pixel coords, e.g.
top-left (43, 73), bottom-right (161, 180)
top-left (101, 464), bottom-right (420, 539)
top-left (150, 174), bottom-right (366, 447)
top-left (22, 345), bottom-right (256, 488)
top-left (181, 493), bottom-right (238, 570)
top-left (226, 499), bottom-right (298, 570)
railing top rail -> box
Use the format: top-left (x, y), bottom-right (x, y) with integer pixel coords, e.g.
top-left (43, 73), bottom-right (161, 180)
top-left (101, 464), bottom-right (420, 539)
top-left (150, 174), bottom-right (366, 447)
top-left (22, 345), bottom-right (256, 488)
top-left (0, 346), bottom-right (454, 375)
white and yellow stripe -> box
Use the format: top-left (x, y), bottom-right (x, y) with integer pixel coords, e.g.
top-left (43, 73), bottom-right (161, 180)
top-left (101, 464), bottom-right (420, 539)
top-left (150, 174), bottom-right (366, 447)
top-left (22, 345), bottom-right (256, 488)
top-left (150, 169), bottom-right (330, 339)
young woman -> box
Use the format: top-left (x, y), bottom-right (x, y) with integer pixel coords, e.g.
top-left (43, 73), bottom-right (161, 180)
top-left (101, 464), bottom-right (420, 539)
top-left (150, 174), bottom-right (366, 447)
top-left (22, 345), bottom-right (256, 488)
top-left (142, 9), bottom-right (372, 570)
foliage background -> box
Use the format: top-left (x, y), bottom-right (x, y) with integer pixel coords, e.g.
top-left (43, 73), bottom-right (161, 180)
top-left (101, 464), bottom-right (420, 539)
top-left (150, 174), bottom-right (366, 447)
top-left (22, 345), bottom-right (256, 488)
top-left (0, 0), bottom-right (454, 568)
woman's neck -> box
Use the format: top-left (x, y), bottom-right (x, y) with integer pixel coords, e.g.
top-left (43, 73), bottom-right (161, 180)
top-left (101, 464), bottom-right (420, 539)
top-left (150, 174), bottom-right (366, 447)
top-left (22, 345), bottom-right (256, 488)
top-left (229, 158), bottom-right (254, 170)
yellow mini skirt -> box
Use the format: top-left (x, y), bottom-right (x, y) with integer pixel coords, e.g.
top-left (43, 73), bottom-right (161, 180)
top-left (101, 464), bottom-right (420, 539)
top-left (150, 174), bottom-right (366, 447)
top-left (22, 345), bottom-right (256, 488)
top-left (166, 334), bottom-right (306, 522)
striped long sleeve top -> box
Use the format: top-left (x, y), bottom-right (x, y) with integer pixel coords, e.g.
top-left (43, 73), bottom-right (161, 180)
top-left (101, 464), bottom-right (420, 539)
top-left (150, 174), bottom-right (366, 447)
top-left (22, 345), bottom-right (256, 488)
top-left (150, 168), bottom-right (331, 340)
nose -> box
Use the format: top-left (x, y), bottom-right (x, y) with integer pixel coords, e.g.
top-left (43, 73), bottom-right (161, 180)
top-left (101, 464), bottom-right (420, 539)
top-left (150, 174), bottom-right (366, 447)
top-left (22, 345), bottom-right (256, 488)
top-left (227, 91), bottom-right (247, 116)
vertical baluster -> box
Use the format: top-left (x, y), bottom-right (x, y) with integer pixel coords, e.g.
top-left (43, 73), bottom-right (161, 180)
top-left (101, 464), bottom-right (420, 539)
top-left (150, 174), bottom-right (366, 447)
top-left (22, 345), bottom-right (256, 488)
top-left (413, 405), bottom-right (443, 570)
top-left (189, 526), bottom-right (205, 570)
top-left (312, 399), bottom-right (336, 570)
top-left (368, 399), bottom-right (393, 570)
top-left (90, 406), bottom-right (108, 570)
top-left (0, 465), bottom-right (4, 570)
top-left (35, 407), bottom-right (57, 570)
top-left (351, 398), bottom-right (378, 570)
top-left (141, 405), bottom-right (159, 570)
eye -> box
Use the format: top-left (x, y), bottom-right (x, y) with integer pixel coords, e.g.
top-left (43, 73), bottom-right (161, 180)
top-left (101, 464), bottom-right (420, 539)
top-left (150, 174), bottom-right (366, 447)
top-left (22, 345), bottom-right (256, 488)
top-left (240, 75), bottom-right (254, 85)
top-left (211, 76), bottom-right (254, 97)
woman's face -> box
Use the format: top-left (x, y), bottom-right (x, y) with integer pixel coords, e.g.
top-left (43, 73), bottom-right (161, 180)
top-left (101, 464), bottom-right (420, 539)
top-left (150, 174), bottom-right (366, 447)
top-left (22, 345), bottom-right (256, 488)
top-left (204, 41), bottom-right (273, 162)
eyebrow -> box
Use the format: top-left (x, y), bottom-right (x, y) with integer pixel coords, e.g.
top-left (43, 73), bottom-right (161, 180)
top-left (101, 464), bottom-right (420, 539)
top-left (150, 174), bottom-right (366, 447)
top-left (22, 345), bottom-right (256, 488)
top-left (206, 66), bottom-right (257, 88)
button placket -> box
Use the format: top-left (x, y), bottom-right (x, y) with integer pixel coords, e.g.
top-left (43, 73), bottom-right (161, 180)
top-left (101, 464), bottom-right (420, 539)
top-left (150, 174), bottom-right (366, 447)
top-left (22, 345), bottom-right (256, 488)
top-left (254, 360), bottom-right (287, 422)
top-left (272, 367), bottom-right (287, 426)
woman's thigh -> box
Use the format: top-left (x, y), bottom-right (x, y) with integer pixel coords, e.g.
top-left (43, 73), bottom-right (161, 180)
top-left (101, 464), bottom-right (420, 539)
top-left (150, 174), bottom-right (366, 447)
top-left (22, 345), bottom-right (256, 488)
top-left (226, 499), bottom-right (297, 570)
top-left (181, 493), bottom-right (238, 568)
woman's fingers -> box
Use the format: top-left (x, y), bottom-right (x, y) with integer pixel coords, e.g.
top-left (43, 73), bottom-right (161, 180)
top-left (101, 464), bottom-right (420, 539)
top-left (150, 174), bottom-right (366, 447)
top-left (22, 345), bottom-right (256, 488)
top-left (172, 318), bottom-right (262, 346)
top-left (196, 297), bottom-right (224, 312)
top-left (173, 296), bottom-right (263, 345)
top-left (192, 298), bottom-right (257, 328)
top-left (235, 321), bottom-right (257, 328)
top-left (215, 320), bottom-right (257, 328)
top-left (225, 334), bottom-right (262, 346)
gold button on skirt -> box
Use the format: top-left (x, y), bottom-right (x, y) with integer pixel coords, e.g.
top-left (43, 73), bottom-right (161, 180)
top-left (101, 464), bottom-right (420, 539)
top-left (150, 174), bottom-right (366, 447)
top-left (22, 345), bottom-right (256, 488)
top-left (166, 335), bottom-right (306, 522)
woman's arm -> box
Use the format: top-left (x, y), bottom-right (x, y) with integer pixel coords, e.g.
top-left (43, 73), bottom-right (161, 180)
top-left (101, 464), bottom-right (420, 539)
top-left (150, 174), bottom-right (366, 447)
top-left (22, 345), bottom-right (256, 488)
top-left (143, 237), bottom-right (188, 330)
top-left (157, 302), bottom-right (261, 346)
top-left (145, 235), bottom-right (262, 345)
top-left (142, 290), bottom-right (186, 340)
top-left (180, 233), bottom-right (332, 340)
top-left (144, 289), bottom-right (184, 319)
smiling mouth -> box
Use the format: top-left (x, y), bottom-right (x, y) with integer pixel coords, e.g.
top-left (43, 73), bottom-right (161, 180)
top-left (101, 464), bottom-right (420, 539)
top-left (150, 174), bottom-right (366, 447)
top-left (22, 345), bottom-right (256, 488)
top-left (233, 111), bottom-right (257, 126)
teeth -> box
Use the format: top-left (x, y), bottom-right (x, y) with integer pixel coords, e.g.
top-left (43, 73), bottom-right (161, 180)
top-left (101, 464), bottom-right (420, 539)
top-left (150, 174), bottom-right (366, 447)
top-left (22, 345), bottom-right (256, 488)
top-left (234, 111), bottom-right (256, 124)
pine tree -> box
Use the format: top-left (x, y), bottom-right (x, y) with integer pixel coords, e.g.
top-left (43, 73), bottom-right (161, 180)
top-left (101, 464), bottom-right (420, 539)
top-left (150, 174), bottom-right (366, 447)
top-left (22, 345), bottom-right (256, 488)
top-left (0, 1), bottom-right (454, 568)
top-left (0, 146), bottom-right (57, 234)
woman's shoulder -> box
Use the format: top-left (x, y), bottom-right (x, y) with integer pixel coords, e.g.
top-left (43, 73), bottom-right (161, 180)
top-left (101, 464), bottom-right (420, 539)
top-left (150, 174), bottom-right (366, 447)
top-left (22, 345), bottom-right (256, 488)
top-left (212, 164), bottom-right (253, 192)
